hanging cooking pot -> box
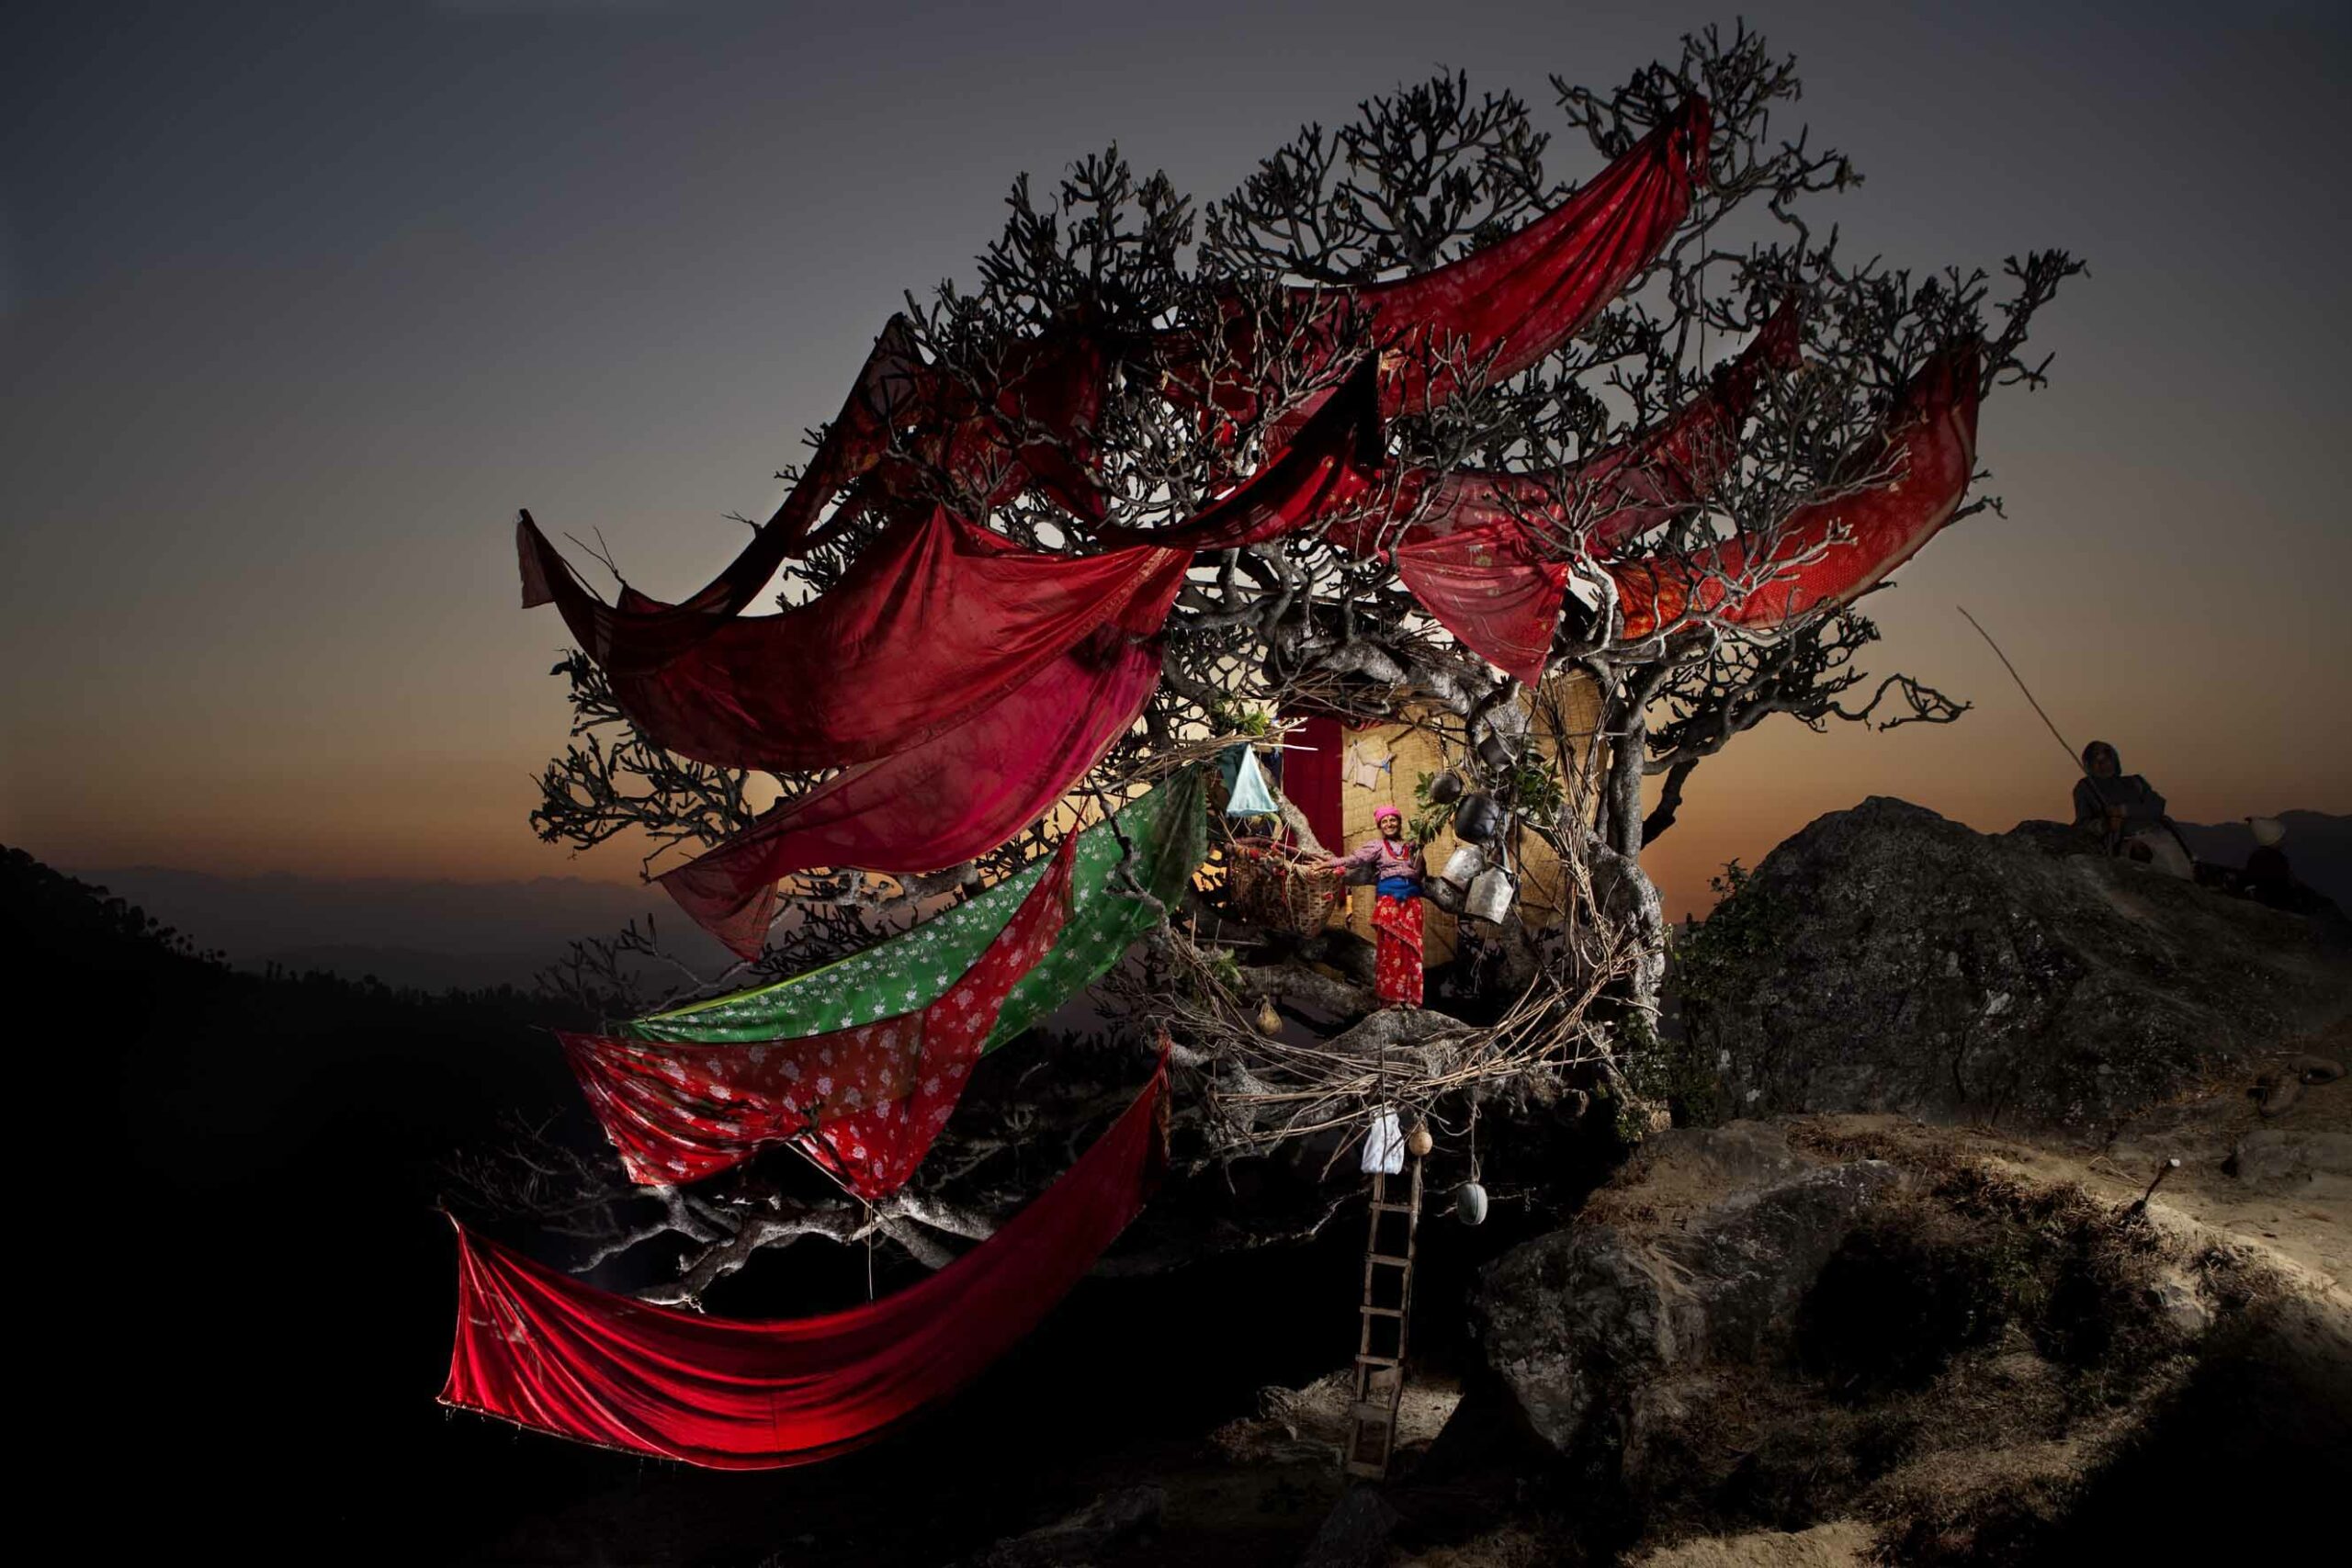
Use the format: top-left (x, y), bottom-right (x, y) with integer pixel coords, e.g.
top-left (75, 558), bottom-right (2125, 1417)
top-left (1426, 771), bottom-right (1464, 805)
top-left (1454, 1181), bottom-right (1489, 1226)
top-left (1430, 842), bottom-right (1484, 915)
top-left (1465, 865), bottom-right (1519, 924)
top-left (1453, 792), bottom-right (1503, 843)
top-left (1475, 728), bottom-right (1522, 773)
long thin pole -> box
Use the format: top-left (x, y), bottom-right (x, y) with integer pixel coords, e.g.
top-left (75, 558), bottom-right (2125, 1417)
top-left (1958, 605), bottom-right (2092, 782)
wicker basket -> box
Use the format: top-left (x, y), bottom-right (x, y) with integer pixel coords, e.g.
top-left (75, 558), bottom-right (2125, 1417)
top-left (1225, 838), bottom-right (1344, 935)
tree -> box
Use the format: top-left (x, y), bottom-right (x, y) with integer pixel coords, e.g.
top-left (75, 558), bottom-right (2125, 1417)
top-left (493, 28), bottom-right (2075, 1297)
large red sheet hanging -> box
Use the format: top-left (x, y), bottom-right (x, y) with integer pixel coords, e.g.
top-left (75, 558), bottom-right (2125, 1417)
top-left (1091, 355), bottom-right (1384, 552)
top-left (1166, 96), bottom-right (1708, 424)
top-left (567, 838), bottom-right (1074, 1190)
top-left (1361, 308), bottom-right (1813, 678)
top-left (515, 318), bottom-right (926, 675)
top-left (517, 319), bottom-right (1112, 681)
top-left (1610, 342), bottom-right (1981, 641)
top-left (441, 1055), bottom-right (1169, 1470)
top-left (874, 323), bottom-right (1112, 526)
top-left (1396, 521), bottom-right (1577, 686)
top-left (1277, 710), bottom-right (1347, 853)
top-left (657, 608), bottom-right (1177, 957)
top-left (529, 505), bottom-right (1182, 773)
top-left (1322, 299), bottom-right (1801, 559)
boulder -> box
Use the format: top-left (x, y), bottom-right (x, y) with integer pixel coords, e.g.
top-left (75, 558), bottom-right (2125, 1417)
top-left (1677, 798), bottom-right (2352, 1134)
top-left (1470, 1160), bottom-right (1900, 1459)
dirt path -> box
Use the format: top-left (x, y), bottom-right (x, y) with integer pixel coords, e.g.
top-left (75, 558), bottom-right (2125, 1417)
top-left (1797, 1021), bottom-right (2351, 1301)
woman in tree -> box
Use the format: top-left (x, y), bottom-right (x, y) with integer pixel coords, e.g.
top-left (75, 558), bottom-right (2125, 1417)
top-left (1333, 806), bottom-right (1427, 1008)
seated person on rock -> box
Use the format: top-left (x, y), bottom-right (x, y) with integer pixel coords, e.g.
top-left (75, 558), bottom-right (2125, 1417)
top-left (2072, 741), bottom-right (2191, 877)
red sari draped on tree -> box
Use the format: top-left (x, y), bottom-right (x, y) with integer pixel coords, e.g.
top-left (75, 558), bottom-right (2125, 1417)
top-left (441, 1054), bottom-right (1170, 1470)
top-left (1350, 300), bottom-right (1804, 682)
top-left (653, 620), bottom-right (1173, 957)
top-left (1609, 341), bottom-right (1981, 640)
top-left (515, 317), bottom-right (1113, 678)
top-left (524, 503), bottom-right (1184, 773)
top-left (1161, 96), bottom-right (1711, 427)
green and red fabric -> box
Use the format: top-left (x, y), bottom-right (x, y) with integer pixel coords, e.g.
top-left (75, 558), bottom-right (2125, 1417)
top-left (564, 834), bottom-right (1077, 1194)
top-left (631, 766), bottom-right (1205, 1055)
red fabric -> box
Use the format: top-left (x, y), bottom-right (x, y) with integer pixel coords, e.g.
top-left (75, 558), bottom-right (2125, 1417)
top-left (533, 504), bottom-right (1183, 773)
top-left (1396, 521), bottom-right (1577, 686)
top-left (657, 609), bottom-right (1177, 957)
top-left (1373, 894), bottom-right (1424, 1007)
top-left (565, 839), bottom-right (1074, 1191)
top-left (1278, 710), bottom-right (1348, 854)
top-left (515, 318), bottom-right (927, 674)
top-left (1092, 355), bottom-right (1384, 552)
top-left (517, 319), bottom-right (1114, 682)
top-left (1379, 305), bottom-right (1802, 678)
top-left (1611, 343), bottom-right (1981, 641)
top-left (865, 323), bottom-right (1113, 525)
top-left (1165, 97), bottom-right (1708, 424)
top-left (440, 1056), bottom-right (1170, 1470)
top-left (1323, 299), bottom-right (1802, 558)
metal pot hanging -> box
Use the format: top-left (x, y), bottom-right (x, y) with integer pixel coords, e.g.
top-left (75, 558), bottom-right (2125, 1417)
top-left (1474, 728), bottom-right (1522, 773)
top-left (1430, 842), bottom-right (1484, 913)
top-left (1452, 792), bottom-right (1503, 844)
top-left (1426, 771), bottom-right (1464, 805)
top-left (1465, 865), bottom-right (1519, 924)
top-left (1454, 1181), bottom-right (1489, 1225)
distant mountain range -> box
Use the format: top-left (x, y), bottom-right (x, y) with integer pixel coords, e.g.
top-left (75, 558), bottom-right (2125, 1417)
top-left (51, 863), bottom-right (741, 993)
top-left (58, 811), bottom-right (2347, 994)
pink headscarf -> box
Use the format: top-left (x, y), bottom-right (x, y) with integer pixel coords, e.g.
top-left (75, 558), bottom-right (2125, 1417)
top-left (1374, 804), bottom-right (1404, 831)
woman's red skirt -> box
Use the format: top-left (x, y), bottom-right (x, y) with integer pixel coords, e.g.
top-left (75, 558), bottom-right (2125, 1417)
top-left (1372, 893), bottom-right (1424, 1008)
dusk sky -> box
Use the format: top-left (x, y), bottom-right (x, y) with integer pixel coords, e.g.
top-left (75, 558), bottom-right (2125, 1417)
top-left (5, 0), bottom-right (2347, 925)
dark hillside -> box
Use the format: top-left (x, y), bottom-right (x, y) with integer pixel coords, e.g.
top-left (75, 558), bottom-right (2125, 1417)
top-left (17, 847), bottom-right (1384, 1565)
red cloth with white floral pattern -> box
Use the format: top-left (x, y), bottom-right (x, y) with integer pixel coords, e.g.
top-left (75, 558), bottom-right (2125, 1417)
top-left (1373, 892), bottom-right (1424, 1008)
top-left (561, 836), bottom-right (1075, 1196)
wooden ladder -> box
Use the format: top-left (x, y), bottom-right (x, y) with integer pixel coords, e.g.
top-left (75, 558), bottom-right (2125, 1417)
top-left (1344, 1155), bottom-right (1424, 1481)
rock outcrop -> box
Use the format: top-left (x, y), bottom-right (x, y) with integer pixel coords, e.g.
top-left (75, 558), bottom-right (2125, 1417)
top-left (1460, 1112), bottom-right (2352, 1563)
top-left (1672, 797), bottom-right (2352, 1134)
top-left (1470, 1127), bottom-right (1900, 1461)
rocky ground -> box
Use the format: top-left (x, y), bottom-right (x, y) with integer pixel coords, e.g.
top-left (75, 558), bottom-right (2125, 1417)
top-left (953, 802), bottom-right (2352, 1567)
top-left (35, 787), bottom-right (2349, 1565)
top-left (942, 1026), bottom-right (2347, 1567)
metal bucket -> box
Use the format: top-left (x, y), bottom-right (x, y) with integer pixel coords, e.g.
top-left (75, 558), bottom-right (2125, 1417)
top-left (1464, 865), bottom-right (1518, 924)
top-left (1452, 792), bottom-right (1503, 843)
top-left (1430, 842), bottom-right (1483, 914)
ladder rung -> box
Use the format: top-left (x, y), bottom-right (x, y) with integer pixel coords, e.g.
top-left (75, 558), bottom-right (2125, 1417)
top-left (1351, 1402), bottom-right (1397, 1425)
top-left (1368, 1253), bottom-right (1411, 1266)
top-left (1371, 1201), bottom-right (1417, 1213)
top-left (1355, 1354), bottom-right (1400, 1369)
top-left (1360, 1305), bottom-right (1404, 1318)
